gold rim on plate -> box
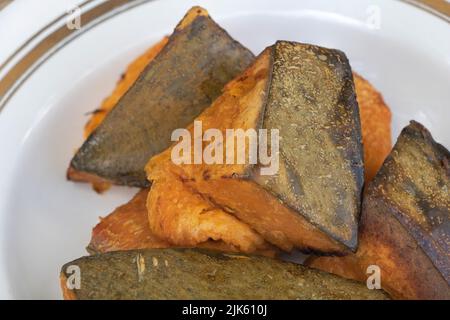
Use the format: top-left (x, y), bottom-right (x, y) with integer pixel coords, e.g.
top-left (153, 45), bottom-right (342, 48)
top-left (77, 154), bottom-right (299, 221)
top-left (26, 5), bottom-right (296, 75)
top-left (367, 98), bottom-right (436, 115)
top-left (0, 0), bottom-right (448, 112)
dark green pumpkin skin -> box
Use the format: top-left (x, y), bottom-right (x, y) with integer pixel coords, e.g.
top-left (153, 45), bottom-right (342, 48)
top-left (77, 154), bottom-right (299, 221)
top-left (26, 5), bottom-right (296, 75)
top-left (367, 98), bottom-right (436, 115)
top-left (252, 41), bottom-right (364, 252)
top-left (69, 10), bottom-right (254, 187)
top-left (61, 248), bottom-right (389, 300)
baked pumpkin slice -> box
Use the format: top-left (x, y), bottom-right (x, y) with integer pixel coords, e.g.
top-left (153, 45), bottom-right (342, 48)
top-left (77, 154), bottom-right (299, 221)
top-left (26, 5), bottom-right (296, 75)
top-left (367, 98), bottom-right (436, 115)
top-left (83, 46), bottom-right (390, 254)
top-left (146, 41), bottom-right (364, 255)
top-left (60, 248), bottom-right (389, 300)
top-left (306, 121), bottom-right (450, 299)
top-left (68, 6), bottom-right (254, 188)
top-left (85, 49), bottom-right (390, 256)
top-left (88, 187), bottom-right (277, 257)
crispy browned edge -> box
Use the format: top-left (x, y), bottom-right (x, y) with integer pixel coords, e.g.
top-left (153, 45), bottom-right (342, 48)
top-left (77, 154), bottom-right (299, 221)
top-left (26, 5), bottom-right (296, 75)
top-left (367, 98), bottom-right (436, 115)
top-left (307, 122), bottom-right (449, 300)
top-left (88, 187), bottom-right (278, 257)
top-left (308, 195), bottom-right (450, 299)
top-left (354, 73), bottom-right (392, 182)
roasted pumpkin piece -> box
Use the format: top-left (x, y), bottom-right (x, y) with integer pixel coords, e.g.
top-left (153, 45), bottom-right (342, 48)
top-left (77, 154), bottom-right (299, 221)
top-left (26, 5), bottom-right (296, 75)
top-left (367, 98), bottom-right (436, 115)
top-left (81, 49), bottom-right (391, 259)
top-left (88, 186), bottom-right (276, 257)
top-left (76, 42), bottom-right (390, 192)
top-left (306, 121), bottom-right (450, 299)
top-left (72, 38), bottom-right (169, 193)
top-left (68, 6), bottom-right (254, 188)
top-left (147, 170), bottom-right (275, 254)
top-left (60, 248), bottom-right (389, 300)
top-left (147, 41), bottom-right (364, 255)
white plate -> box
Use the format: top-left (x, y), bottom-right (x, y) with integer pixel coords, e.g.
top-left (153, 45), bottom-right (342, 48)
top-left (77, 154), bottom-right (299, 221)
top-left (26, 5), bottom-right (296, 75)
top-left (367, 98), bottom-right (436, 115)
top-left (0, 0), bottom-right (449, 299)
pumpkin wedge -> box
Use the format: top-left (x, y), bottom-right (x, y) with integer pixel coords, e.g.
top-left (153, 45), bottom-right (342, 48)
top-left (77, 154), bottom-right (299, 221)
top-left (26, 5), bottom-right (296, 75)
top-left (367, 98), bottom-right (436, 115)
top-left (306, 121), bottom-right (450, 299)
top-left (68, 6), bottom-right (254, 187)
top-left (60, 248), bottom-right (389, 300)
top-left (146, 41), bottom-right (364, 255)
top-left (88, 187), bottom-right (276, 257)
top-left (85, 54), bottom-right (389, 256)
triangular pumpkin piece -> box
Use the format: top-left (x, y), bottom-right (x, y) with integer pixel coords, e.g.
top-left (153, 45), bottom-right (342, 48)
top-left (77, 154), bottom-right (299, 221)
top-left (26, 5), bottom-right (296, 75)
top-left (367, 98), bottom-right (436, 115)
top-left (147, 41), bottom-right (364, 254)
top-left (306, 121), bottom-right (450, 299)
top-left (68, 6), bottom-right (254, 187)
top-left (60, 248), bottom-right (389, 300)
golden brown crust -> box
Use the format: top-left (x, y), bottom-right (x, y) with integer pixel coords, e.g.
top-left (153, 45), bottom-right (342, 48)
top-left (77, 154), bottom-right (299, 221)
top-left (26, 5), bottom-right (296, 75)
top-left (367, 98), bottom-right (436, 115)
top-left (147, 171), bottom-right (276, 254)
top-left (88, 187), bottom-right (277, 257)
top-left (87, 189), bottom-right (170, 253)
top-left (184, 176), bottom-right (347, 254)
top-left (353, 73), bottom-right (392, 181)
top-left (66, 166), bottom-right (113, 193)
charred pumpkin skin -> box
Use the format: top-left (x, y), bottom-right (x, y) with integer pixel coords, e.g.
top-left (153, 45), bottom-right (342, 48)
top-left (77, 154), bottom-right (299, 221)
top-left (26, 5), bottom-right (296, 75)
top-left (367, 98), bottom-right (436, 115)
top-left (60, 248), bottom-right (389, 300)
top-left (68, 6), bottom-right (254, 187)
top-left (307, 121), bottom-right (450, 299)
top-left (146, 41), bottom-right (364, 255)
